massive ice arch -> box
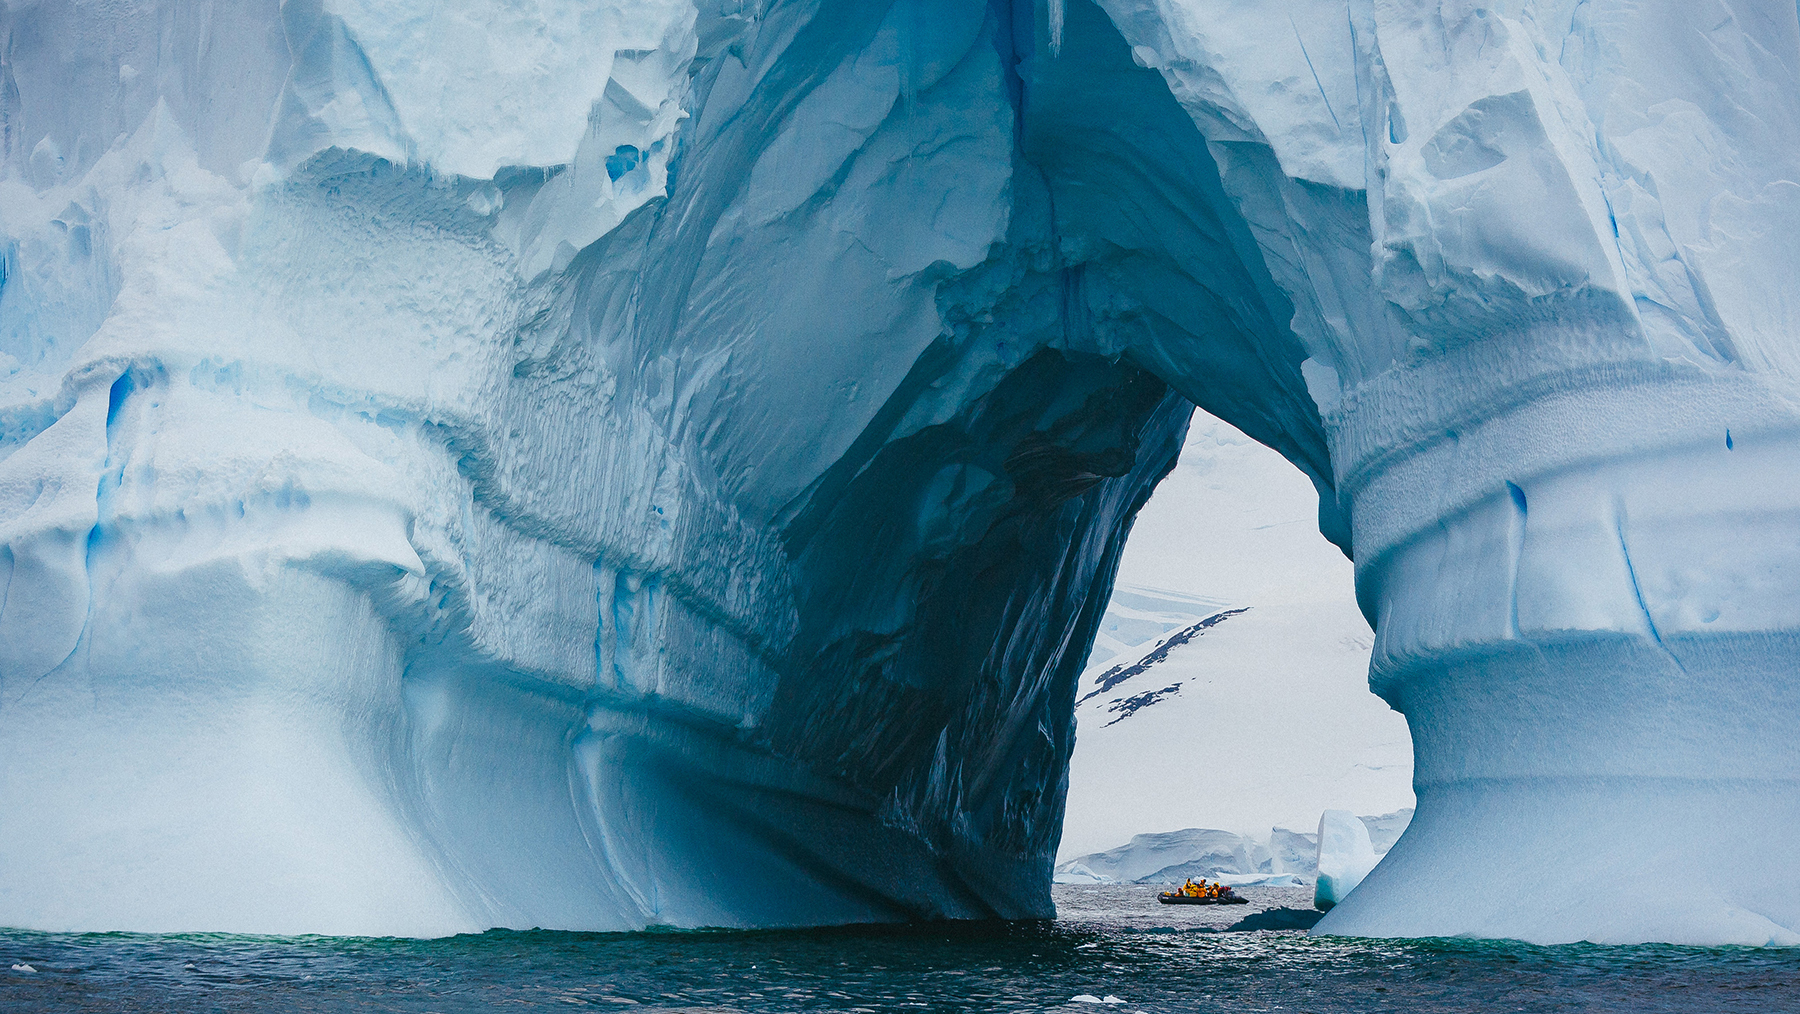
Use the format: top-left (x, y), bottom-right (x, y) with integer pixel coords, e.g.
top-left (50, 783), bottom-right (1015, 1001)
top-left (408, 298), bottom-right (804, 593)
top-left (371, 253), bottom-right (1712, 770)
top-left (0, 0), bottom-right (1795, 944)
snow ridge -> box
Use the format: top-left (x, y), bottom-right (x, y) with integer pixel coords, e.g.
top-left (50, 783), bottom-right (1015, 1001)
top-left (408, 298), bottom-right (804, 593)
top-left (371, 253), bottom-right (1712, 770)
top-left (1077, 607), bottom-right (1247, 707)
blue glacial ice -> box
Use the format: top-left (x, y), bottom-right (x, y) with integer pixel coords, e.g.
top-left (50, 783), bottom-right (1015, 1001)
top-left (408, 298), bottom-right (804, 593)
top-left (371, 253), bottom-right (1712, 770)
top-left (1, 0), bottom-right (1798, 945)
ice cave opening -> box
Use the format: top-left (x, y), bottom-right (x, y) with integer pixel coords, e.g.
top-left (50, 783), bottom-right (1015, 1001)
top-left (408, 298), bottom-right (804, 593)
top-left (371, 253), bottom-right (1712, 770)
top-left (1054, 403), bottom-right (1416, 888)
top-left (2, 0), bottom-right (1799, 946)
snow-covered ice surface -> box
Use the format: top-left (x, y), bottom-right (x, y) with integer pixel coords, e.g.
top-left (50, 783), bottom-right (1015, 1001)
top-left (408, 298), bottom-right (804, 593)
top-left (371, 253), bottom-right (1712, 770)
top-left (1055, 827), bottom-right (1275, 885)
top-left (2, 0), bottom-right (1798, 945)
top-left (1058, 411), bottom-right (1414, 862)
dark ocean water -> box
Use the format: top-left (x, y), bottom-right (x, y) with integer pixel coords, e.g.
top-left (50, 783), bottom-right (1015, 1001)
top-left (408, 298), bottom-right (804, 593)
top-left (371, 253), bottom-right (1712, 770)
top-left (3, 886), bottom-right (1797, 1013)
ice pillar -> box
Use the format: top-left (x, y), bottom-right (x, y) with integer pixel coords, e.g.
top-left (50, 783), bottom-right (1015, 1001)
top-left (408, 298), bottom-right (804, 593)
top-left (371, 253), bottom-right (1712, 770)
top-left (1293, 2), bottom-right (1800, 945)
top-left (1078, 0), bottom-right (1800, 943)
top-left (1320, 369), bottom-right (1800, 944)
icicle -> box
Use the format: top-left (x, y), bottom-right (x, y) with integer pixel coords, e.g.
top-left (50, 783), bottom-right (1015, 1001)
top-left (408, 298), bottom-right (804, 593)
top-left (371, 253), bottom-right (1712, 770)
top-left (1048, 0), bottom-right (1064, 56)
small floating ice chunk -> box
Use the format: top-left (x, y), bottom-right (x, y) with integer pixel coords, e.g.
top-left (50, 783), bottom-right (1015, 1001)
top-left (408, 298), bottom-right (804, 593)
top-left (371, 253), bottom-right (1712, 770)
top-left (1314, 809), bottom-right (1380, 910)
top-left (11, 963), bottom-right (36, 973)
top-left (1068, 996), bottom-right (1126, 1005)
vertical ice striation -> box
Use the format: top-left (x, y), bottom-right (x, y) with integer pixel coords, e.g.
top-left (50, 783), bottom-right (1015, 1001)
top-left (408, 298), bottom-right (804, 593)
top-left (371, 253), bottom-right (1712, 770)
top-left (0, 0), bottom-right (1795, 944)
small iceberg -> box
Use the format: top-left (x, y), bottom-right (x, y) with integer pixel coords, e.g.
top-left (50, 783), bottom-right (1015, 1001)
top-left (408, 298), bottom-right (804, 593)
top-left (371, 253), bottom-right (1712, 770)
top-left (1314, 810), bottom-right (1380, 911)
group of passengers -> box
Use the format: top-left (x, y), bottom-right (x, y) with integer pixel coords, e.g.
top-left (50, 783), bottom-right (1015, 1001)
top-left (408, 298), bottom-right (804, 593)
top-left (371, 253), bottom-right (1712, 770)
top-left (1177, 877), bottom-right (1232, 899)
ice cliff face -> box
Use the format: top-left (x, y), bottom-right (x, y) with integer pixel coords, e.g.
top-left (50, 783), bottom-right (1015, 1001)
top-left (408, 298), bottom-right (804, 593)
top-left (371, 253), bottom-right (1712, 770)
top-left (1, 0), bottom-right (1796, 945)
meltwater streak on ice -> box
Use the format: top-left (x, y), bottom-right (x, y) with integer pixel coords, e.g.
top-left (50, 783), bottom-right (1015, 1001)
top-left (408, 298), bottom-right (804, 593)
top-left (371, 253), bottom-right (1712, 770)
top-left (2, 0), bottom-right (1800, 944)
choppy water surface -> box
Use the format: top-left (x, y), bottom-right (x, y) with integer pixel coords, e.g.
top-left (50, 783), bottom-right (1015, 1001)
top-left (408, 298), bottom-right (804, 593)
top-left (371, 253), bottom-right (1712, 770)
top-left (4, 886), bottom-right (1796, 1012)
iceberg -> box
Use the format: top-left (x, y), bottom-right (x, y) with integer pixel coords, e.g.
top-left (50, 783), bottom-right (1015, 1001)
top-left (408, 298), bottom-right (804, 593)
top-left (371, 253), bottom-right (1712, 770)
top-left (1312, 810), bottom-right (1379, 911)
top-left (1, 0), bottom-right (1797, 944)
top-left (1055, 808), bottom-right (1410, 887)
top-left (1054, 828), bottom-right (1271, 885)
top-left (1357, 808), bottom-right (1413, 856)
top-left (1268, 828), bottom-right (1322, 878)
